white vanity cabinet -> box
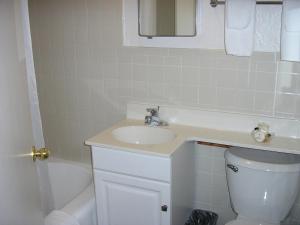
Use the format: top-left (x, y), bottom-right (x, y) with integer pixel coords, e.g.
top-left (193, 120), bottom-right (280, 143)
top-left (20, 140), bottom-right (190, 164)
top-left (94, 170), bottom-right (170, 225)
top-left (92, 143), bottom-right (195, 225)
top-left (92, 146), bottom-right (172, 225)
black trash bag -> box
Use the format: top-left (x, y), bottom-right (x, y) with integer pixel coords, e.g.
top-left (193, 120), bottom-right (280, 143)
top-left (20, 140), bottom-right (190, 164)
top-left (184, 209), bottom-right (218, 225)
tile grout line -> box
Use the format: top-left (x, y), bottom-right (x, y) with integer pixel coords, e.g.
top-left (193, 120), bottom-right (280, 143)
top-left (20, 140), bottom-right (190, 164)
top-left (272, 58), bottom-right (279, 117)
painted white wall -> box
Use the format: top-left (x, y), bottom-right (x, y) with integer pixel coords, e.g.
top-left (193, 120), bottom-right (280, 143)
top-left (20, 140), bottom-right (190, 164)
top-left (123, 0), bottom-right (282, 51)
top-left (0, 0), bottom-right (44, 224)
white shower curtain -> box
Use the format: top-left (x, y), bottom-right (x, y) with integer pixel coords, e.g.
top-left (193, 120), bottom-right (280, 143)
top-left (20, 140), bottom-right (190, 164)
top-left (21, 0), bottom-right (45, 148)
top-left (20, 0), bottom-right (50, 215)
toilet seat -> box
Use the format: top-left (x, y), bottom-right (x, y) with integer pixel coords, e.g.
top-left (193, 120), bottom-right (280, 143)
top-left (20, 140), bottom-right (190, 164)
top-left (225, 219), bottom-right (278, 225)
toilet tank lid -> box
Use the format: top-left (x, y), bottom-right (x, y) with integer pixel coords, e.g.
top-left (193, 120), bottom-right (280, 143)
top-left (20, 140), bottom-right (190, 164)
top-left (225, 147), bottom-right (300, 172)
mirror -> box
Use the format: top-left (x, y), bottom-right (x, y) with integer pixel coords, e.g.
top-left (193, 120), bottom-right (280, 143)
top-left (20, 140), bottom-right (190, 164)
top-left (138, 0), bottom-right (197, 37)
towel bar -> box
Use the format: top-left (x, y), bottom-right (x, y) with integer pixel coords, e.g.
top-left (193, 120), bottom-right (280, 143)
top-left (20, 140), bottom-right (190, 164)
top-left (210, 0), bottom-right (282, 7)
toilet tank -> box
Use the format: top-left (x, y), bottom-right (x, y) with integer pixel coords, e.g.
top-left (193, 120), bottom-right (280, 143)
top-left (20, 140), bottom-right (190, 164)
top-left (225, 147), bottom-right (300, 224)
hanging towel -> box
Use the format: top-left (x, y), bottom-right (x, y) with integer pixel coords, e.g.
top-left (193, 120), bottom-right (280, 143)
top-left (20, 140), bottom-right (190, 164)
top-left (281, 0), bottom-right (300, 62)
top-left (225, 0), bottom-right (256, 56)
top-left (45, 210), bottom-right (80, 225)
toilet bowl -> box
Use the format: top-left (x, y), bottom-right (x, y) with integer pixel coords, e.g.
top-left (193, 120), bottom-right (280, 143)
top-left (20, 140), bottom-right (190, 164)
top-left (224, 147), bottom-right (300, 225)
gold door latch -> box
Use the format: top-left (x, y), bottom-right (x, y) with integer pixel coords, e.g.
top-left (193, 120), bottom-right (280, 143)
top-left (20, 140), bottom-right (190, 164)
top-left (31, 146), bottom-right (50, 161)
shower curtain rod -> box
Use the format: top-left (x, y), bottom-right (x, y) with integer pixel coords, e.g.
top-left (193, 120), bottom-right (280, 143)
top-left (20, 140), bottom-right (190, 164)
top-left (210, 0), bottom-right (282, 7)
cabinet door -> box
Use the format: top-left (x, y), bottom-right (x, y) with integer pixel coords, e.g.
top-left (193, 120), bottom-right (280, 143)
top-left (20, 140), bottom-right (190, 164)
top-left (94, 170), bottom-right (171, 225)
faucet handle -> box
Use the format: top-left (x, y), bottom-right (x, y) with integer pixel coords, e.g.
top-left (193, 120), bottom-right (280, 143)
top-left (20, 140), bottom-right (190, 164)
top-left (146, 106), bottom-right (160, 115)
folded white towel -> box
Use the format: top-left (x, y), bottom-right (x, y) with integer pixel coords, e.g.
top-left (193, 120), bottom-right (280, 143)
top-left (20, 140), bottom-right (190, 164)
top-left (281, 0), bottom-right (300, 62)
top-left (225, 0), bottom-right (256, 56)
top-left (45, 210), bottom-right (80, 225)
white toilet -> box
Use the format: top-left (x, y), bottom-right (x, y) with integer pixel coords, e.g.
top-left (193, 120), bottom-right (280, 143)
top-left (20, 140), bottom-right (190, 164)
top-left (225, 147), bottom-right (300, 225)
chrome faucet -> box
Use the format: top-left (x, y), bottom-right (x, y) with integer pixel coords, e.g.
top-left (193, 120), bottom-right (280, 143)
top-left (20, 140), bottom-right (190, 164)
top-left (145, 106), bottom-right (167, 126)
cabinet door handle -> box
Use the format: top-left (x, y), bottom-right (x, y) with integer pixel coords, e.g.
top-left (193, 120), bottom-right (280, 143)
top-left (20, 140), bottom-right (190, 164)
top-left (161, 205), bottom-right (168, 212)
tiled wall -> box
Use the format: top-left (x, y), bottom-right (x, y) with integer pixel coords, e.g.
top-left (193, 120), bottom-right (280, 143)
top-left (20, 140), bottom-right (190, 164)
top-left (194, 144), bottom-right (236, 225)
top-left (29, 0), bottom-right (300, 162)
top-left (28, 0), bottom-right (300, 224)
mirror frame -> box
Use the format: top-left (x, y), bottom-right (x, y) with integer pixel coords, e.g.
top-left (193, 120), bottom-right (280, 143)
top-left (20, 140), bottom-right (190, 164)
top-left (138, 0), bottom-right (198, 38)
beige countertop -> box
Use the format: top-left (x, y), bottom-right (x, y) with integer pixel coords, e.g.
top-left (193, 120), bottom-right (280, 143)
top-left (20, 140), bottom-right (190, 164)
top-left (85, 119), bottom-right (300, 157)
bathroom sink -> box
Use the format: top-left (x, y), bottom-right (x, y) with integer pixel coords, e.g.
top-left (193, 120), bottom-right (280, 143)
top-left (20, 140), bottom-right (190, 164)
top-left (112, 126), bottom-right (176, 145)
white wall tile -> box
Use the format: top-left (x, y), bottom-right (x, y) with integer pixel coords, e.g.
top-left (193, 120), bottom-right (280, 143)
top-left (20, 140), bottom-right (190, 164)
top-left (148, 55), bottom-right (164, 65)
top-left (198, 87), bottom-right (217, 107)
top-left (164, 66), bottom-right (182, 84)
top-left (216, 88), bottom-right (237, 110)
top-left (180, 86), bottom-right (199, 105)
top-left (277, 73), bottom-right (300, 94)
top-left (147, 65), bottom-right (164, 82)
top-left (254, 72), bottom-right (276, 92)
top-left (164, 56), bottom-right (182, 66)
top-left (275, 93), bottom-right (297, 116)
top-left (164, 84), bottom-right (181, 103)
top-left (182, 67), bottom-right (200, 85)
top-left (215, 69), bottom-right (238, 89)
top-left (254, 92), bottom-right (274, 114)
top-left (235, 90), bottom-right (255, 112)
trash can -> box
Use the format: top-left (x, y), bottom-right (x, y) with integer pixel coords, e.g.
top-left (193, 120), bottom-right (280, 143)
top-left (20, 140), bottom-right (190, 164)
top-left (184, 209), bottom-right (218, 225)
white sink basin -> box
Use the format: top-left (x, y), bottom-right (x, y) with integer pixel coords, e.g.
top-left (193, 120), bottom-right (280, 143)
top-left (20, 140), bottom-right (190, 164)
top-left (112, 126), bottom-right (176, 145)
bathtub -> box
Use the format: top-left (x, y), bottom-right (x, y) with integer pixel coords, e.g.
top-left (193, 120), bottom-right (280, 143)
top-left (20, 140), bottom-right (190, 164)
top-left (37, 158), bottom-right (97, 225)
